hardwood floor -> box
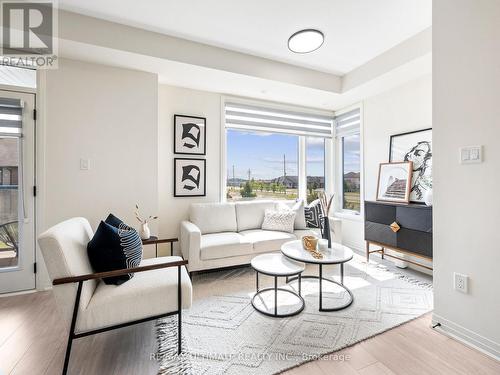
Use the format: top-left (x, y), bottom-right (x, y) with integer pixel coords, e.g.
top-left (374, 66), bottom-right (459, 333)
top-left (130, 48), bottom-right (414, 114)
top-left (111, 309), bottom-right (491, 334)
top-left (0, 291), bottom-right (499, 375)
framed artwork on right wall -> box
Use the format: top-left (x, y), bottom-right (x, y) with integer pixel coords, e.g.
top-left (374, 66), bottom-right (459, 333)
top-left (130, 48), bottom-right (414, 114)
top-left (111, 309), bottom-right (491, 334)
top-left (389, 128), bottom-right (432, 203)
top-left (376, 162), bottom-right (413, 204)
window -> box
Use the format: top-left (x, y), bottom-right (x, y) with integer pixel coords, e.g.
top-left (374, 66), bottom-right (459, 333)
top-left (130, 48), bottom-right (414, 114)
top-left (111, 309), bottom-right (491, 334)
top-left (335, 107), bottom-right (361, 213)
top-left (342, 134), bottom-right (360, 211)
top-left (224, 101), bottom-right (333, 202)
top-left (226, 130), bottom-right (298, 201)
top-left (306, 137), bottom-right (325, 203)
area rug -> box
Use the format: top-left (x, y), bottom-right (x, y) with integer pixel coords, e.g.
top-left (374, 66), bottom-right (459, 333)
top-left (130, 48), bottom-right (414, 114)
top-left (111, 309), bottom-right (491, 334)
top-left (156, 253), bottom-right (433, 375)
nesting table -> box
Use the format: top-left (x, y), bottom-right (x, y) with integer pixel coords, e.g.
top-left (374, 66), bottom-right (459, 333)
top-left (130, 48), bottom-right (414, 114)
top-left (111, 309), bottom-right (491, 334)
top-left (250, 253), bottom-right (305, 317)
top-left (281, 240), bottom-right (354, 312)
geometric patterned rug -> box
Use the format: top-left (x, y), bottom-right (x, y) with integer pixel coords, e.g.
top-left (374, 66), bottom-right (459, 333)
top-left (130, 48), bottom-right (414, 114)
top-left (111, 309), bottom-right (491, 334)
top-left (156, 253), bottom-right (433, 374)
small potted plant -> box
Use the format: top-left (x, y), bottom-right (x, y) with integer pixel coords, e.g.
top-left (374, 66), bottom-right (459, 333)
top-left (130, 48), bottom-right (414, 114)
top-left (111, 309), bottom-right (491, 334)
top-left (135, 204), bottom-right (158, 240)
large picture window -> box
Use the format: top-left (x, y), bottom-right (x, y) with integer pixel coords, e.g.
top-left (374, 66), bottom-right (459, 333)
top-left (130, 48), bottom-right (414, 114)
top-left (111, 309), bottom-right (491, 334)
top-left (226, 130), bottom-right (298, 201)
top-left (224, 101), bottom-right (333, 202)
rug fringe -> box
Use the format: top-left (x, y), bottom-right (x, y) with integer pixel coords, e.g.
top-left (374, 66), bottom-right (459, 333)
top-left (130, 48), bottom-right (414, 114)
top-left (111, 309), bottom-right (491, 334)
top-left (155, 317), bottom-right (192, 375)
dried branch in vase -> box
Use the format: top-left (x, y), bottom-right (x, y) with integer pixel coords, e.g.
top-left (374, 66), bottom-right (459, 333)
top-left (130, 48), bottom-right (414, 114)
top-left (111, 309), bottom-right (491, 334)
top-left (318, 192), bottom-right (334, 216)
top-left (134, 204), bottom-right (158, 224)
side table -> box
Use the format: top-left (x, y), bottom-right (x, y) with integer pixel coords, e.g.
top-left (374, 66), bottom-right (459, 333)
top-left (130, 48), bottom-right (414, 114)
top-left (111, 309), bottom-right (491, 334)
top-left (141, 236), bottom-right (178, 257)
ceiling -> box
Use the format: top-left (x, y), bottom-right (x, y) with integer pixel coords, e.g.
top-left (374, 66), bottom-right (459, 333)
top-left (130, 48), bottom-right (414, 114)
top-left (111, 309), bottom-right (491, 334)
top-left (58, 0), bottom-right (432, 76)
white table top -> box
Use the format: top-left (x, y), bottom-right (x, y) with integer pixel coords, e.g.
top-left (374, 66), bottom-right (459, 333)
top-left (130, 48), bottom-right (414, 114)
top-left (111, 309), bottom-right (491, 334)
top-left (251, 253), bottom-right (305, 276)
top-left (281, 240), bottom-right (354, 264)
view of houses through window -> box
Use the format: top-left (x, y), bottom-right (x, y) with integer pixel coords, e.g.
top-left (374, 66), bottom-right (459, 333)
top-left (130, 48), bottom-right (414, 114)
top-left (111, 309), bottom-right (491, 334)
top-left (342, 134), bottom-right (361, 212)
top-left (306, 137), bottom-right (325, 203)
top-left (226, 130), bottom-right (299, 201)
top-left (226, 130), bottom-right (328, 203)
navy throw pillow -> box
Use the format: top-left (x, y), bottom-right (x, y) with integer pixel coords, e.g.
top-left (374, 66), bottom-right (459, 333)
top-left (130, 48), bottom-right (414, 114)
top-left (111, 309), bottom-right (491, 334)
top-left (87, 216), bottom-right (143, 285)
top-left (105, 213), bottom-right (125, 228)
top-left (305, 199), bottom-right (324, 229)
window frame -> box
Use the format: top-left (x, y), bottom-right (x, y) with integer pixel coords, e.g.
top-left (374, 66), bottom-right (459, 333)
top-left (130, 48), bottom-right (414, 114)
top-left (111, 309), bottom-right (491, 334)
top-left (220, 96), bottom-right (334, 203)
top-left (334, 104), bottom-right (363, 219)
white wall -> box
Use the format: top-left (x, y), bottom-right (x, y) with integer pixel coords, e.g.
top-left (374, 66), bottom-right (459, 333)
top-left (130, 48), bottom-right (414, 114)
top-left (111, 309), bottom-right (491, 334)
top-left (37, 58), bottom-right (158, 288)
top-left (157, 85), bottom-right (221, 254)
top-left (339, 76), bottom-right (432, 254)
top-left (433, 0), bottom-right (500, 357)
top-left (364, 75), bottom-right (432, 201)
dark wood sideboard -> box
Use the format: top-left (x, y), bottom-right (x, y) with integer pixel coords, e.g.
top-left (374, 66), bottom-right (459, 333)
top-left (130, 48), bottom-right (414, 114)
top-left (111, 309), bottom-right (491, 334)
top-left (364, 200), bottom-right (432, 270)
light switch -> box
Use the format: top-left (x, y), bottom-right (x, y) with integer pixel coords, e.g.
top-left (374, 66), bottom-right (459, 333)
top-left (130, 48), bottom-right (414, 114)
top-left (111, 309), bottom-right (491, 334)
top-left (80, 158), bottom-right (90, 170)
top-left (460, 146), bottom-right (482, 164)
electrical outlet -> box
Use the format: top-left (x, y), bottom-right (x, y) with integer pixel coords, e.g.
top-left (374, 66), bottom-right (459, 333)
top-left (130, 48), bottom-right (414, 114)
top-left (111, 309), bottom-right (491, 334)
top-left (454, 273), bottom-right (468, 293)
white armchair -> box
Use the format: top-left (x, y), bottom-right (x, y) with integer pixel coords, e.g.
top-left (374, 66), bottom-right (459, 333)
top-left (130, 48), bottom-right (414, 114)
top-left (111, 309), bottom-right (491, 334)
top-left (38, 217), bottom-right (192, 375)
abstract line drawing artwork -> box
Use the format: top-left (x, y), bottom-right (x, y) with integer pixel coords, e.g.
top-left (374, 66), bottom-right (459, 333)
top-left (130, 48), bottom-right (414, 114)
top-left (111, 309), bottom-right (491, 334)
top-left (389, 128), bottom-right (432, 203)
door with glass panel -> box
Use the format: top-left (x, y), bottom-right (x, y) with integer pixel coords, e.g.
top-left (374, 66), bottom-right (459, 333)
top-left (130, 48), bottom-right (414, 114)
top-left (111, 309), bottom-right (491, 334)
top-left (0, 90), bottom-right (35, 294)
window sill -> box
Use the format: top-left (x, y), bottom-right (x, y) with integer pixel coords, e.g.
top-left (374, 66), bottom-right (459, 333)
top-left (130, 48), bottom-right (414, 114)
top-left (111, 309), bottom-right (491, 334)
top-left (333, 211), bottom-right (363, 222)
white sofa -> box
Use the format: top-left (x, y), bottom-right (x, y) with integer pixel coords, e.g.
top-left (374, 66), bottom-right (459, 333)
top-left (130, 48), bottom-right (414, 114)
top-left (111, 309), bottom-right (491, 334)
top-left (180, 200), bottom-right (321, 272)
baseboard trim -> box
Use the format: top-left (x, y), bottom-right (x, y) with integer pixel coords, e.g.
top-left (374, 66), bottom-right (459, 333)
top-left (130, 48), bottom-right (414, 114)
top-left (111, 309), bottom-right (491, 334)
top-left (0, 289), bottom-right (36, 298)
top-left (432, 313), bottom-right (500, 361)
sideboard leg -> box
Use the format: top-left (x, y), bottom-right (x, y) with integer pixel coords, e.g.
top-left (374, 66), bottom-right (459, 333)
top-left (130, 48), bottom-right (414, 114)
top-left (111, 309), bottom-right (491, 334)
top-left (365, 241), bottom-right (370, 262)
top-left (381, 247), bottom-right (385, 260)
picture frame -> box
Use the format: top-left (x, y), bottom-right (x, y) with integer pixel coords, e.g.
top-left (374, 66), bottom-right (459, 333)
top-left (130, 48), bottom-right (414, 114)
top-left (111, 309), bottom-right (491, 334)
top-left (174, 158), bottom-right (206, 197)
top-left (174, 114), bottom-right (206, 155)
top-left (376, 162), bottom-right (413, 204)
top-left (389, 128), bottom-right (432, 203)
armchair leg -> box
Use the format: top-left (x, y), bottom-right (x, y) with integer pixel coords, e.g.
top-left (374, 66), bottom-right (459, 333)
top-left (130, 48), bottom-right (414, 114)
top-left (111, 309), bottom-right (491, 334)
top-left (63, 281), bottom-right (83, 375)
top-left (177, 265), bottom-right (182, 355)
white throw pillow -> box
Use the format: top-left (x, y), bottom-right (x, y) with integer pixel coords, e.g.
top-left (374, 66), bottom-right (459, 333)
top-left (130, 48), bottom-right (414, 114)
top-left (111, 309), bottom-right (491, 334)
top-left (276, 200), bottom-right (307, 230)
top-left (261, 209), bottom-right (296, 233)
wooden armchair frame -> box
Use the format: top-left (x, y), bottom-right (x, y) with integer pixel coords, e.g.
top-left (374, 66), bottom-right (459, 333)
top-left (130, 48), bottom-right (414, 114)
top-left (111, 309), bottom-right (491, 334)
top-left (53, 259), bottom-right (188, 375)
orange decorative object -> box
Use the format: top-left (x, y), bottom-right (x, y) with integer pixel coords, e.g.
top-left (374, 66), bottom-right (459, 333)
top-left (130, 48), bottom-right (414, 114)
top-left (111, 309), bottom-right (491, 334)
top-left (301, 236), bottom-right (323, 259)
top-left (302, 236), bottom-right (318, 251)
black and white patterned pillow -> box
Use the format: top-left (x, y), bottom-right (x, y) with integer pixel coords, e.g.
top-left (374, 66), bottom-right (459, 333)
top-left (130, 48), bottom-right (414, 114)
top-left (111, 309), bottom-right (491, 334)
top-left (87, 214), bottom-right (143, 285)
top-left (305, 199), bottom-right (324, 229)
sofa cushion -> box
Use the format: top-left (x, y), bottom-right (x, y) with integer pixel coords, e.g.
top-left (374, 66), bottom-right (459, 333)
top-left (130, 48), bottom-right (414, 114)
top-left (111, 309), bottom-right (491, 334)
top-left (200, 232), bottom-right (253, 260)
top-left (190, 202), bottom-right (237, 234)
top-left (276, 200), bottom-right (307, 230)
top-left (261, 209), bottom-right (296, 233)
top-left (235, 201), bottom-right (276, 231)
top-left (305, 199), bottom-right (324, 229)
top-left (76, 256), bottom-right (192, 333)
top-left (239, 229), bottom-right (296, 254)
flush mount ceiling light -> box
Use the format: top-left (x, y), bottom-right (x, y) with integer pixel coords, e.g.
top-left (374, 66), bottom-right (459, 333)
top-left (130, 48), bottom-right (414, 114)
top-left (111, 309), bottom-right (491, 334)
top-left (288, 29), bottom-right (324, 53)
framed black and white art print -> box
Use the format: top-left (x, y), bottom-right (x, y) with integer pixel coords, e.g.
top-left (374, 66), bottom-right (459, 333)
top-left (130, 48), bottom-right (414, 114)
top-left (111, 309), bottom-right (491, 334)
top-left (389, 128), bottom-right (432, 203)
top-left (174, 158), bottom-right (206, 197)
top-left (174, 115), bottom-right (206, 155)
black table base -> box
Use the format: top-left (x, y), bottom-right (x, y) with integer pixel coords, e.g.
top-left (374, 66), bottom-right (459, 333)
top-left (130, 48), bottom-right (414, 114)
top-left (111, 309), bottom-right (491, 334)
top-left (252, 272), bottom-right (304, 318)
top-left (287, 264), bottom-right (354, 312)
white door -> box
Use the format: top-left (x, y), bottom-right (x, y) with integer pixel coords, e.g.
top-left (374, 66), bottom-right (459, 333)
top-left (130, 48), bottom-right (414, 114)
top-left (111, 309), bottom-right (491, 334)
top-left (0, 90), bottom-right (36, 294)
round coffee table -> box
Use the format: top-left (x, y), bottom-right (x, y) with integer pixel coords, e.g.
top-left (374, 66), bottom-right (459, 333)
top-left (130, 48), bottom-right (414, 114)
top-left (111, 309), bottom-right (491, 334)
top-left (281, 240), bottom-right (354, 312)
top-left (251, 253), bottom-right (305, 318)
